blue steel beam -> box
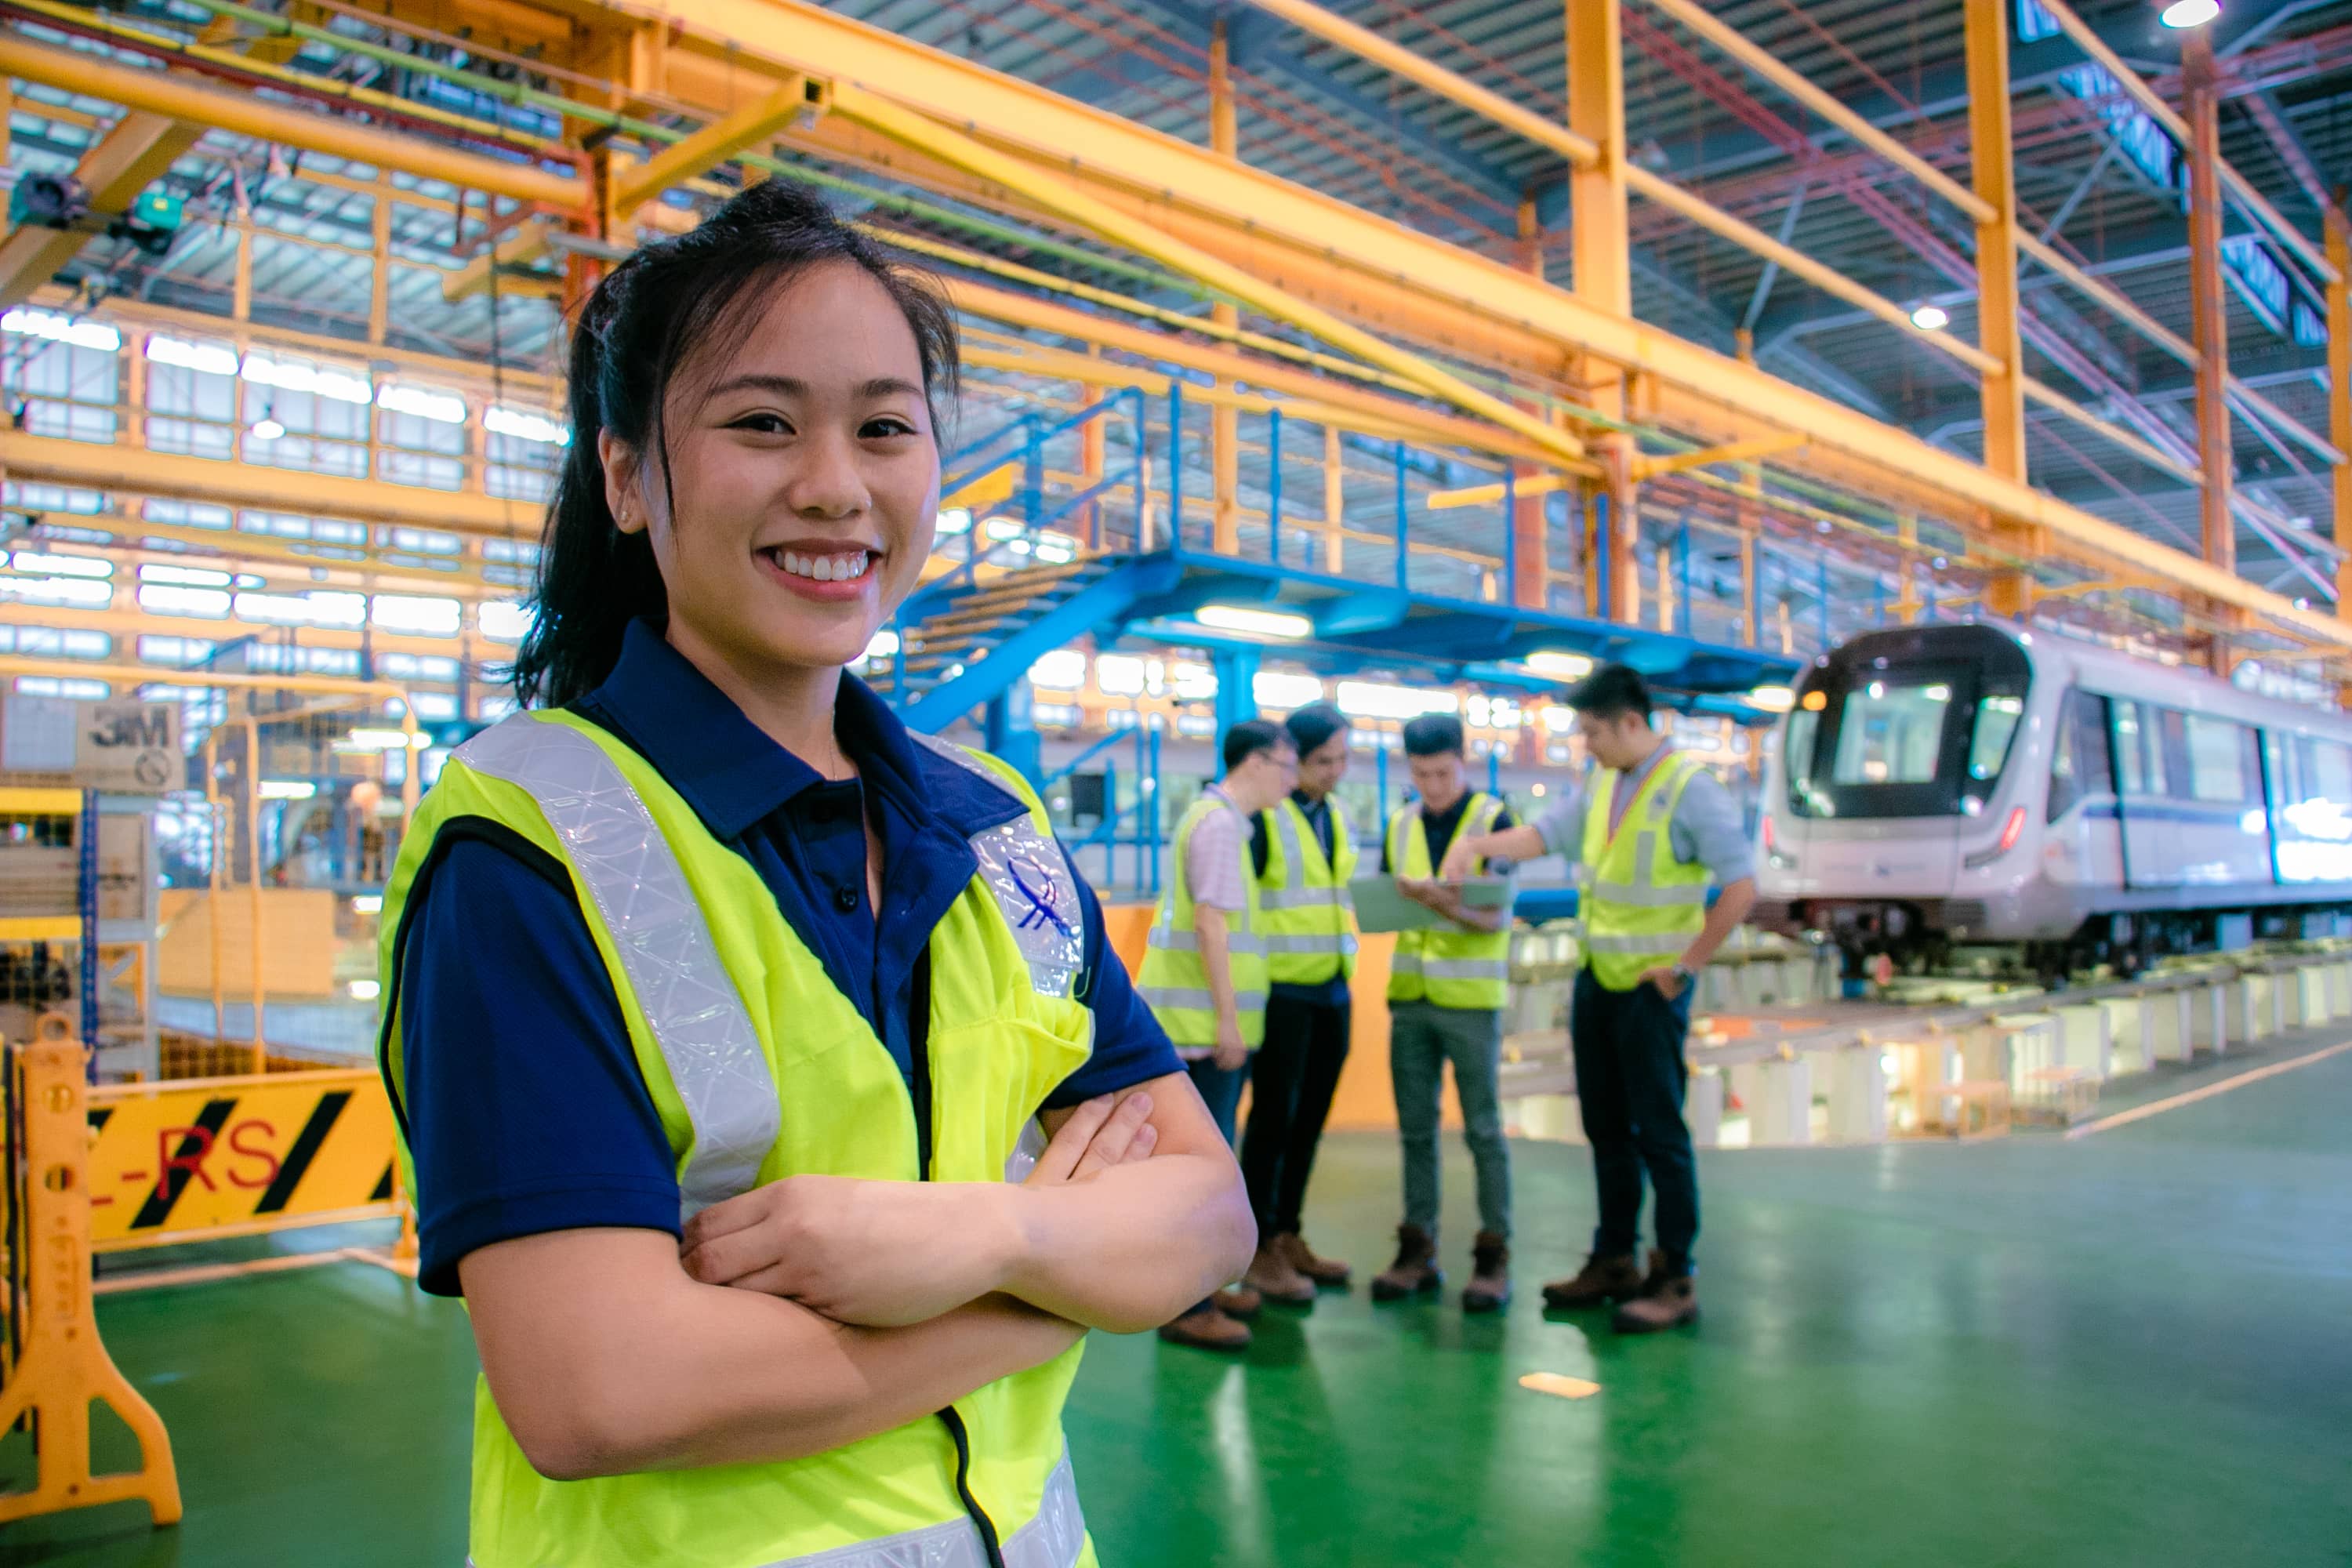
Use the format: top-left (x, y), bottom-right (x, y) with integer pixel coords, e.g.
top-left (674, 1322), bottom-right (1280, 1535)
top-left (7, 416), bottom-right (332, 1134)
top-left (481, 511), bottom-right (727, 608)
top-left (902, 557), bottom-right (1177, 733)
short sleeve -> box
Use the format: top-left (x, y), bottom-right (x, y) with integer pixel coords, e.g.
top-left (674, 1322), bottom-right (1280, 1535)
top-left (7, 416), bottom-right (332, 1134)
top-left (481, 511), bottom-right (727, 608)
top-left (1534, 786), bottom-right (1592, 861)
top-left (393, 829), bottom-right (681, 1297)
top-left (1184, 806), bottom-right (1249, 911)
top-left (1671, 769), bottom-right (1756, 884)
top-left (1047, 870), bottom-right (1181, 1107)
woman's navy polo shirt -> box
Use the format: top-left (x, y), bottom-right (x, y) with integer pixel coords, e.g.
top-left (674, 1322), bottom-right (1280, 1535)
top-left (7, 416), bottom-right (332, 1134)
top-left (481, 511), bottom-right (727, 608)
top-left (394, 621), bottom-right (1180, 1296)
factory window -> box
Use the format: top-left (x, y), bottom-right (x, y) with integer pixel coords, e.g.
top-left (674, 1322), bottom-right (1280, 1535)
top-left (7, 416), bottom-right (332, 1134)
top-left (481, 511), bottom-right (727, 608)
top-left (378, 384), bottom-right (468, 490)
top-left (2, 309), bottom-right (120, 443)
top-left (376, 653), bottom-right (461, 682)
top-left (0, 624), bottom-right (110, 659)
top-left (477, 601), bottom-right (532, 644)
top-left (139, 583), bottom-right (233, 619)
top-left (15, 677), bottom-right (108, 699)
top-left (372, 595), bottom-right (463, 636)
top-left (234, 590), bottom-right (367, 630)
top-left (139, 635), bottom-right (218, 666)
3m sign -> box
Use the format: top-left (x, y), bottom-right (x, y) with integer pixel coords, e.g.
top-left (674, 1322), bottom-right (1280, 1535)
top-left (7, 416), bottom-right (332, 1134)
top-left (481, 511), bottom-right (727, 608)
top-left (83, 1069), bottom-right (399, 1250)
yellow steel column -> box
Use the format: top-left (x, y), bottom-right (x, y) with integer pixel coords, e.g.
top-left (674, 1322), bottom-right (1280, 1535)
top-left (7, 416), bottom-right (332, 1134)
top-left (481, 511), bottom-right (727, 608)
top-left (369, 170), bottom-right (392, 346)
top-left (243, 717), bottom-right (264, 1074)
top-left (1514, 195), bottom-right (1548, 610)
top-left (2328, 206), bottom-right (2352, 619)
top-left (1209, 19), bottom-right (1242, 555)
top-left (2186, 31), bottom-right (2237, 668)
top-left (1568, 0), bottom-right (1636, 622)
top-left (1898, 514), bottom-right (1921, 624)
top-left (1080, 348), bottom-right (1105, 547)
top-left (1735, 328), bottom-right (1760, 647)
top-left (231, 218), bottom-right (252, 324)
top-left (1323, 423), bottom-right (1345, 572)
top-left (1967, 0), bottom-right (2033, 618)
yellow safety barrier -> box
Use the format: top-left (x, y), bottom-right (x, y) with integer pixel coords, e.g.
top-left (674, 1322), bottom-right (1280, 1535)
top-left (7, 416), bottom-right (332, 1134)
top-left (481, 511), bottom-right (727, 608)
top-left (86, 1065), bottom-right (401, 1253)
top-left (0, 1021), bottom-right (183, 1529)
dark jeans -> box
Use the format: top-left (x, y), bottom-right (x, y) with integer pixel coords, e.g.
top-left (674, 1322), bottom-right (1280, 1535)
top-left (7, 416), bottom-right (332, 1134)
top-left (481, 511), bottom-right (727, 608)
top-left (1182, 1054), bottom-right (1250, 1320)
top-left (1239, 994), bottom-right (1352, 1236)
top-left (1187, 1055), bottom-right (1248, 1146)
top-left (1570, 968), bottom-right (1700, 1275)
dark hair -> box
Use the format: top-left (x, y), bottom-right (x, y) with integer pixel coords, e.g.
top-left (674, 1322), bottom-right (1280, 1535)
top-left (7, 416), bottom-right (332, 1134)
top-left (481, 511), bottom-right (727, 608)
top-left (1402, 713), bottom-right (1465, 757)
top-left (1566, 663), bottom-right (1654, 723)
top-left (1284, 702), bottom-right (1347, 757)
top-left (511, 179), bottom-right (960, 708)
top-left (1222, 717), bottom-right (1290, 774)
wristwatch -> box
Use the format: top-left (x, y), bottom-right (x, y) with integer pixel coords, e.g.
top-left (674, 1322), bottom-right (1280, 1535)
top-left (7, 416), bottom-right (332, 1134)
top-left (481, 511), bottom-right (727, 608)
top-left (1668, 963), bottom-right (1695, 993)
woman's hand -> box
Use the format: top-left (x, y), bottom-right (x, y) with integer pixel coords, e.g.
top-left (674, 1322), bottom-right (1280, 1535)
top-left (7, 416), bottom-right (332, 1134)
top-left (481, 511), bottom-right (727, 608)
top-left (681, 1176), bottom-right (1018, 1327)
top-left (682, 1091), bottom-right (1159, 1326)
top-left (1025, 1091), bottom-right (1158, 1185)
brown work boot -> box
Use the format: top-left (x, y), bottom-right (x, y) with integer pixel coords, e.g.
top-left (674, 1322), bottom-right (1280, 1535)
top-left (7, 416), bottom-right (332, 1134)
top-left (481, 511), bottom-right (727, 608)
top-left (1158, 1305), bottom-right (1252, 1352)
top-left (1541, 1251), bottom-right (1646, 1310)
top-left (1369, 1224), bottom-right (1442, 1301)
top-left (1241, 1241), bottom-right (1317, 1306)
top-left (1279, 1231), bottom-right (1352, 1288)
top-left (1213, 1283), bottom-right (1262, 1319)
top-left (1461, 1231), bottom-right (1512, 1313)
top-left (1612, 1251), bottom-right (1699, 1334)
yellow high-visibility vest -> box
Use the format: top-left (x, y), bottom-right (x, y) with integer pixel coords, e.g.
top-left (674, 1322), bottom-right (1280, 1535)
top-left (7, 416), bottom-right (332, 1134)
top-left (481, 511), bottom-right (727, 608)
top-left (1579, 750), bottom-right (1711, 992)
top-left (1258, 794), bottom-right (1359, 984)
top-left (1137, 790), bottom-right (1269, 1047)
top-left (1385, 793), bottom-right (1511, 1010)
top-left (380, 710), bottom-right (1098, 1568)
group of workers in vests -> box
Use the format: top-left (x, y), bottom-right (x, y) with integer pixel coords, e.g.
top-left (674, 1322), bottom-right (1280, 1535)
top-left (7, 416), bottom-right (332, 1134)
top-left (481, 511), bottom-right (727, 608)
top-left (1141, 661), bottom-right (1758, 1351)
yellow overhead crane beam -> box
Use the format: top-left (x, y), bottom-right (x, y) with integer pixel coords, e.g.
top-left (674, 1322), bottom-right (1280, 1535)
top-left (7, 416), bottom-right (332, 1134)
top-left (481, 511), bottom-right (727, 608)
top-left (0, 34), bottom-right (586, 210)
top-left (560, 0), bottom-right (2350, 649)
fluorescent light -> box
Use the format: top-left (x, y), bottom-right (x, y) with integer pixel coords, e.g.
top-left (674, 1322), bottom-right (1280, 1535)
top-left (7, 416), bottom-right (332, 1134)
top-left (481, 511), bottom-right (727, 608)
top-left (1910, 303), bottom-right (1951, 331)
top-left (1253, 670), bottom-right (1325, 709)
top-left (1526, 651), bottom-right (1594, 680)
top-left (344, 727), bottom-right (421, 751)
top-left (983, 516), bottom-right (1025, 542)
top-left (1748, 684), bottom-right (1796, 712)
top-left (1029, 648), bottom-right (1087, 689)
top-left (2161, 0), bottom-right (2219, 25)
top-left (485, 405), bottom-right (570, 445)
top-left (1195, 604), bottom-right (1311, 639)
top-left (1541, 705), bottom-right (1575, 729)
top-left (372, 595), bottom-right (463, 636)
top-left (864, 629), bottom-right (902, 661)
top-left (1334, 681), bottom-right (1457, 720)
top-left (0, 308), bottom-right (118, 351)
top-left (249, 417), bottom-right (286, 441)
top-left (348, 978), bottom-right (383, 1001)
top-left (241, 350), bottom-right (371, 404)
top-left (350, 895), bottom-right (383, 914)
top-left (258, 779), bottom-right (318, 800)
top-left (146, 334), bottom-right (240, 376)
top-left (477, 600), bottom-right (532, 643)
top-left (378, 384), bottom-right (466, 423)
top-left (10, 551), bottom-right (111, 579)
top-left (936, 508), bottom-right (972, 535)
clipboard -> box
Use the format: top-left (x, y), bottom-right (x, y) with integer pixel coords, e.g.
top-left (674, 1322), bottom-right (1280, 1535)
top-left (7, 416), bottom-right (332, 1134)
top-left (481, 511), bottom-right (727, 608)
top-left (1348, 875), bottom-right (1514, 933)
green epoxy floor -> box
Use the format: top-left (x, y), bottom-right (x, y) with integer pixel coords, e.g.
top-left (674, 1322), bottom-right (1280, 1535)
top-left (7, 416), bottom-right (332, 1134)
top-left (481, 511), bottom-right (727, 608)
top-left (7, 1038), bottom-right (2351, 1568)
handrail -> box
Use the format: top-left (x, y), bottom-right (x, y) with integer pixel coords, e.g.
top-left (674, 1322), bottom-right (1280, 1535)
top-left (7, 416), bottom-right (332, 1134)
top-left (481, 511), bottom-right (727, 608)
top-left (1042, 728), bottom-right (1129, 789)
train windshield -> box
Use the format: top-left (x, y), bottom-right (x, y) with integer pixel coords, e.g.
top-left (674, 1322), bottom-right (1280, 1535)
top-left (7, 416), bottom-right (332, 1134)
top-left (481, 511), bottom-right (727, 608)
top-left (1784, 626), bottom-right (2033, 818)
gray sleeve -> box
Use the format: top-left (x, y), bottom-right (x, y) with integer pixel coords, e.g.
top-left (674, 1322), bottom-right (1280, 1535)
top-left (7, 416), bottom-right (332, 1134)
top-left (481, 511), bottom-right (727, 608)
top-left (1669, 769), bottom-right (1755, 884)
top-left (1533, 786), bottom-right (1592, 864)
top-left (1185, 807), bottom-right (1250, 912)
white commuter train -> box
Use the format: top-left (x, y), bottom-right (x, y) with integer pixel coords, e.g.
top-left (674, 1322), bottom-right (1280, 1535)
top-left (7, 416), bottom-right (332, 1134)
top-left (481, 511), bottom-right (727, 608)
top-left (1752, 622), bottom-right (2352, 978)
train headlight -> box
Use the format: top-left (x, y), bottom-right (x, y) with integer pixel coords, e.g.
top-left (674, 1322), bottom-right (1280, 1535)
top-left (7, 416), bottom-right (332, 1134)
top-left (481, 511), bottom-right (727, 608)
top-left (1963, 807), bottom-right (2028, 870)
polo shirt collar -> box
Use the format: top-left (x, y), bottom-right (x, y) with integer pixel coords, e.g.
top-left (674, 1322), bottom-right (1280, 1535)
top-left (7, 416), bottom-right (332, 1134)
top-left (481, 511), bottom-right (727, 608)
top-left (583, 619), bottom-right (1022, 841)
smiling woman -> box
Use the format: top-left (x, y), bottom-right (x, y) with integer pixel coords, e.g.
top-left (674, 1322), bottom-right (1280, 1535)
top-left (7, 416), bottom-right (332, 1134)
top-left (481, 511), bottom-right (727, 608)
top-left (376, 181), bottom-right (1253, 1568)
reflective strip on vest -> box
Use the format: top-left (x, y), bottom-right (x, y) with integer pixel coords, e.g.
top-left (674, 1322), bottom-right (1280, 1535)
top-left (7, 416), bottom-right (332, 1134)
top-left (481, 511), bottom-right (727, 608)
top-left (1260, 885), bottom-right (1345, 910)
top-left (456, 716), bottom-right (777, 1221)
top-left (1417, 956), bottom-right (1509, 979)
top-left (1138, 984), bottom-right (1270, 1013)
top-left (1143, 925), bottom-right (1269, 955)
top-left (1261, 931), bottom-right (1358, 955)
top-left (1583, 931), bottom-right (1690, 955)
top-left (1589, 831), bottom-right (1712, 907)
top-left (909, 734), bottom-right (1085, 1001)
top-left (464, 1450), bottom-right (1087, 1568)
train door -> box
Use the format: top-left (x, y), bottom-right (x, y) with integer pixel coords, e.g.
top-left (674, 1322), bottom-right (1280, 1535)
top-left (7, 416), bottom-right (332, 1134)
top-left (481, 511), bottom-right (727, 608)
top-left (2045, 689), bottom-right (2122, 888)
top-left (2111, 698), bottom-right (2178, 887)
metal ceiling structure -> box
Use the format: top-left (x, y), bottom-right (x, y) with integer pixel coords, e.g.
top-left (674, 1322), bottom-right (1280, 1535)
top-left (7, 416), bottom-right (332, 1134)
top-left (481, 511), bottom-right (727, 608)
top-left (0, 0), bottom-right (2350, 713)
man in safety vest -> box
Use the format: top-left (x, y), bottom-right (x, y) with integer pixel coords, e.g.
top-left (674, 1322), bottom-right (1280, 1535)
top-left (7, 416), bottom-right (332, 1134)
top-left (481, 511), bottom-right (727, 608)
top-left (1142, 717), bottom-right (1298, 1349)
top-left (1370, 713), bottom-right (1519, 1312)
top-left (1445, 663), bottom-right (1755, 1333)
top-left (1236, 702), bottom-right (1359, 1304)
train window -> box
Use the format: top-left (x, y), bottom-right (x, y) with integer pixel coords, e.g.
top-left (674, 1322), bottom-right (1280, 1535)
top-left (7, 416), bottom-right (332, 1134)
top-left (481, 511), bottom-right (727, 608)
top-left (2181, 714), bottom-right (2254, 804)
top-left (2047, 691), bottom-right (2112, 821)
top-left (2158, 710), bottom-right (2195, 799)
top-left (1828, 679), bottom-right (1949, 785)
top-left (1967, 694), bottom-right (2026, 782)
top-left (2113, 701), bottom-right (2161, 795)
